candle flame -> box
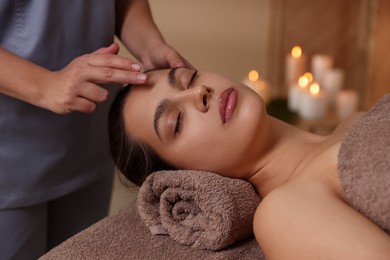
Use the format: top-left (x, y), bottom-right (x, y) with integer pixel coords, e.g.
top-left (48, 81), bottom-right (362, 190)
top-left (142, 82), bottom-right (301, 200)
top-left (291, 46), bottom-right (302, 58)
top-left (310, 82), bottom-right (320, 95)
top-left (303, 72), bottom-right (313, 83)
top-left (298, 75), bottom-right (309, 89)
top-left (248, 70), bottom-right (259, 82)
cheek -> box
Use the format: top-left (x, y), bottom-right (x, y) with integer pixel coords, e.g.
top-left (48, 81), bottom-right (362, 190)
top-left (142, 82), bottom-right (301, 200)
top-left (164, 121), bottom-right (222, 167)
top-left (168, 125), bottom-right (244, 173)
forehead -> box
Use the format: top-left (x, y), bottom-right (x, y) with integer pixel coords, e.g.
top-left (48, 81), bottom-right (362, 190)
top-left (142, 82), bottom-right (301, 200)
top-left (122, 69), bottom-right (170, 141)
top-left (144, 68), bottom-right (171, 86)
top-left (125, 68), bottom-right (171, 105)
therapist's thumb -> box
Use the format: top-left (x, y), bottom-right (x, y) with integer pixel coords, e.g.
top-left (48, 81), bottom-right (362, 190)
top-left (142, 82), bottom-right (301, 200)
top-left (166, 51), bottom-right (195, 70)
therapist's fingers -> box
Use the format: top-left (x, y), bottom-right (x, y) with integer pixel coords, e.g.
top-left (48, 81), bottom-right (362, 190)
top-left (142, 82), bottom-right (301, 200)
top-left (180, 57), bottom-right (196, 71)
top-left (164, 49), bottom-right (196, 70)
top-left (71, 97), bottom-right (98, 114)
top-left (93, 43), bottom-right (120, 55)
top-left (67, 52), bottom-right (147, 85)
top-left (43, 81), bottom-right (104, 114)
top-left (77, 82), bottom-right (109, 104)
top-left (85, 43), bottom-right (144, 77)
top-left (87, 53), bottom-right (143, 73)
top-left (84, 66), bottom-right (147, 85)
top-left (141, 43), bottom-right (195, 71)
top-left (85, 52), bottom-right (148, 85)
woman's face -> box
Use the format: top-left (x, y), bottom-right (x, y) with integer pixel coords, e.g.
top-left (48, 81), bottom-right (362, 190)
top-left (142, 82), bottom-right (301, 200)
top-left (123, 68), bottom-right (270, 178)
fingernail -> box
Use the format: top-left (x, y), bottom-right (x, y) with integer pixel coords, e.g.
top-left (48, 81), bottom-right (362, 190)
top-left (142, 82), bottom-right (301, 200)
top-left (131, 63), bottom-right (142, 71)
top-left (136, 73), bottom-right (147, 81)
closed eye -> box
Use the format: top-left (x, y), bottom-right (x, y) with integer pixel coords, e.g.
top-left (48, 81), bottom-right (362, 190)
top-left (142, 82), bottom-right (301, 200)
top-left (187, 70), bottom-right (198, 89)
top-left (174, 111), bottom-right (182, 135)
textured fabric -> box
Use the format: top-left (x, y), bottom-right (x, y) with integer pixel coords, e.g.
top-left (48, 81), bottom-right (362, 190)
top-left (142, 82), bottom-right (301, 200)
top-left (137, 170), bottom-right (262, 251)
top-left (338, 94), bottom-right (390, 233)
top-left (40, 200), bottom-right (266, 260)
top-left (0, 202), bottom-right (47, 260)
top-left (0, 0), bottom-right (117, 208)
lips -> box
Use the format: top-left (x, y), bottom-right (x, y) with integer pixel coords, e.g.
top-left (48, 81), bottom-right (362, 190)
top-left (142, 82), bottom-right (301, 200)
top-left (219, 87), bottom-right (238, 124)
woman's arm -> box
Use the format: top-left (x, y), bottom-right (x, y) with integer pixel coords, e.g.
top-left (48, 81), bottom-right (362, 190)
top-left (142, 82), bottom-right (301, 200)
top-left (115, 0), bottom-right (192, 70)
top-left (0, 47), bottom-right (53, 109)
top-left (253, 184), bottom-right (390, 260)
top-left (0, 45), bottom-right (145, 114)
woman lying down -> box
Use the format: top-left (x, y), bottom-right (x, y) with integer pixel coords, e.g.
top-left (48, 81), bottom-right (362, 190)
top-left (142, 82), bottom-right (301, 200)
top-left (108, 67), bottom-right (390, 259)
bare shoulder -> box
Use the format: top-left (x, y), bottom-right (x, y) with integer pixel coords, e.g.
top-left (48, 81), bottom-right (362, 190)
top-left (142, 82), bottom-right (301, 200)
top-left (253, 184), bottom-right (307, 259)
top-left (253, 182), bottom-right (390, 260)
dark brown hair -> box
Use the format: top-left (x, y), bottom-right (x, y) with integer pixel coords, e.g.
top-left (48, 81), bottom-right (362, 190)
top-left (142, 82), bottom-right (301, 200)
top-left (108, 85), bottom-right (175, 186)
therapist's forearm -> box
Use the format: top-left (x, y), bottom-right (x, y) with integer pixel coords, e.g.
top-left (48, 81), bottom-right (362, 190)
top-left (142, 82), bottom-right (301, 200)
top-left (0, 47), bottom-right (52, 107)
top-left (0, 45), bottom-right (148, 114)
top-left (115, 0), bottom-right (166, 61)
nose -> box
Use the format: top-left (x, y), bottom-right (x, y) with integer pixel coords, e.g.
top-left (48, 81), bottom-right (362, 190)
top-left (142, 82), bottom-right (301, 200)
top-left (175, 85), bottom-right (212, 112)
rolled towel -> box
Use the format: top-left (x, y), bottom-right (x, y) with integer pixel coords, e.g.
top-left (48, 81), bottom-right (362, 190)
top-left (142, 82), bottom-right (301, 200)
top-left (137, 170), bottom-right (261, 251)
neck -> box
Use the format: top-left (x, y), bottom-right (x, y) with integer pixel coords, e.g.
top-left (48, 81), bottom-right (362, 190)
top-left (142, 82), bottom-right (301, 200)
top-left (247, 116), bottom-right (327, 198)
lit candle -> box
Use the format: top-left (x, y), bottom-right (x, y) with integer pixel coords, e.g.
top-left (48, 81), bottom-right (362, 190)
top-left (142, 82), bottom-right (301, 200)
top-left (311, 54), bottom-right (334, 87)
top-left (299, 82), bottom-right (327, 120)
top-left (288, 73), bottom-right (312, 112)
top-left (322, 68), bottom-right (345, 105)
top-left (303, 72), bottom-right (313, 83)
top-left (286, 46), bottom-right (307, 85)
top-left (243, 70), bottom-right (270, 103)
top-left (336, 89), bottom-right (359, 120)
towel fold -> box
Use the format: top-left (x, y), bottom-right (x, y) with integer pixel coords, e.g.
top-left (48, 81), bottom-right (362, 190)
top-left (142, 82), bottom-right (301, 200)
top-left (137, 170), bottom-right (261, 251)
top-left (338, 94), bottom-right (390, 233)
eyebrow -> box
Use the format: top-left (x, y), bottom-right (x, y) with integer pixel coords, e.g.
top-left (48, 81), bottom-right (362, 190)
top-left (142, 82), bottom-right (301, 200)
top-left (168, 67), bottom-right (179, 87)
top-left (153, 68), bottom-right (178, 139)
top-left (153, 99), bottom-right (171, 140)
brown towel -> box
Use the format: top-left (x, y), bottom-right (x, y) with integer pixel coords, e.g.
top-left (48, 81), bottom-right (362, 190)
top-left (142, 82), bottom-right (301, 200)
top-left (338, 94), bottom-right (390, 233)
top-left (137, 170), bottom-right (261, 251)
top-left (40, 200), bottom-right (265, 260)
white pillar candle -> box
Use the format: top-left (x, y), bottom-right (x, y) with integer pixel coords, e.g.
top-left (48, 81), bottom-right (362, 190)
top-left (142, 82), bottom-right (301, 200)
top-left (322, 68), bottom-right (345, 105)
top-left (311, 54), bottom-right (334, 87)
top-left (336, 89), bottom-right (359, 120)
top-left (286, 46), bottom-right (307, 86)
top-left (288, 83), bottom-right (301, 112)
top-left (299, 82), bottom-right (327, 120)
top-left (243, 70), bottom-right (270, 103)
top-left (288, 73), bottom-right (312, 112)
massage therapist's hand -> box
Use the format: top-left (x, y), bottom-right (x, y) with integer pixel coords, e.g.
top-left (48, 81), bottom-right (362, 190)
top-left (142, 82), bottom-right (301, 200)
top-left (44, 43), bottom-right (147, 114)
top-left (138, 41), bottom-right (195, 72)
